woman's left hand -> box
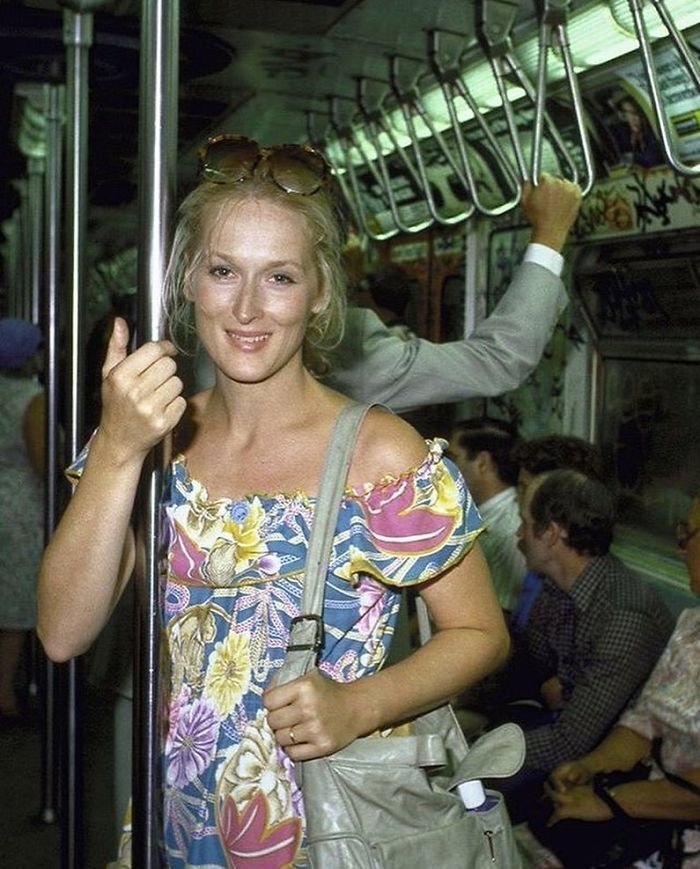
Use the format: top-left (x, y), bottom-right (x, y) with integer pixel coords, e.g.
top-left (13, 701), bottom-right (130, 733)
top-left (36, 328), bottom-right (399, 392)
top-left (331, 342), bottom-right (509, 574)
top-left (546, 783), bottom-right (613, 826)
top-left (263, 670), bottom-right (364, 761)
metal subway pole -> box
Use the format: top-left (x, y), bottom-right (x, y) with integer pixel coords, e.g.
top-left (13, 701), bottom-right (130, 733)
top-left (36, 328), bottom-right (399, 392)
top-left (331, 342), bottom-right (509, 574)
top-left (40, 79), bottom-right (65, 828)
top-left (15, 180), bottom-right (30, 318)
top-left (60, 6), bottom-right (93, 866)
top-left (132, 1), bottom-right (180, 865)
top-left (27, 155), bottom-right (44, 326)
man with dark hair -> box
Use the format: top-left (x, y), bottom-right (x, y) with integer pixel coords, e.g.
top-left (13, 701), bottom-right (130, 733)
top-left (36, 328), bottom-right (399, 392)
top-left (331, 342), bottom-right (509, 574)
top-left (496, 469), bottom-right (674, 824)
top-left (509, 435), bottom-right (607, 634)
top-left (449, 417), bottom-right (525, 612)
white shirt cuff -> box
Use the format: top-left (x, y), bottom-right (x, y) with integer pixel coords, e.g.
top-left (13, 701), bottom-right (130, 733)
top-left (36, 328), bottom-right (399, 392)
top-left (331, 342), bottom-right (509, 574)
top-left (524, 243), bottom-right (564, 278)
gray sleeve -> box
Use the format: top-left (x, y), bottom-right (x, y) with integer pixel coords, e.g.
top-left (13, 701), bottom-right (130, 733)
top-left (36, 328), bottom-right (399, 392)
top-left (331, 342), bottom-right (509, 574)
top-left (324, 261), bottom-right (567, 412)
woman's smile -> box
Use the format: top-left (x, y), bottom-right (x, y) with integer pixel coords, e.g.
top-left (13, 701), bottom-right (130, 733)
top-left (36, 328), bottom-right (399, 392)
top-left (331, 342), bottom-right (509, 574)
top-left (224, 329), bottom-right (271, 351)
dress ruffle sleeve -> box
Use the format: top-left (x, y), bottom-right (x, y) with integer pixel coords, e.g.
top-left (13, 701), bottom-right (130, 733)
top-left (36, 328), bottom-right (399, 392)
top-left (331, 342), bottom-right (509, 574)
top-left (333, 438), bottom-right (483, 589)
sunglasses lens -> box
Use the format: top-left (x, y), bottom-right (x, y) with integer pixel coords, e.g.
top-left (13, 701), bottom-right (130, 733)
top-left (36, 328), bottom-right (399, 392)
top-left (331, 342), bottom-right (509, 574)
top-left (268, 147), bottom-right (328, 194)
top-left (200, 136), bottom-right (259, 181)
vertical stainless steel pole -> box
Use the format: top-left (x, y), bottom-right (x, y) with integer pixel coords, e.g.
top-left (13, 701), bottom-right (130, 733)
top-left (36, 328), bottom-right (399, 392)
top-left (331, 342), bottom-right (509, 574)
top-left (41, 80), bottom-right (64, 828)
top-left (17, 180), bottom-right (30, 318)
top-left (27, 156), bottom-right (45, 326)
top-left (133, 1), bottom-right (179, 865)
top-left (62, 9), bottom-right (92, 867)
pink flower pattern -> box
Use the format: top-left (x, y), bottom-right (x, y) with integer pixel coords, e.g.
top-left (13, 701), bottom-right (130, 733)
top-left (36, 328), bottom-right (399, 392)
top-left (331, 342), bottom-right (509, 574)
top-left (219, 791), bottom-right (301, 868)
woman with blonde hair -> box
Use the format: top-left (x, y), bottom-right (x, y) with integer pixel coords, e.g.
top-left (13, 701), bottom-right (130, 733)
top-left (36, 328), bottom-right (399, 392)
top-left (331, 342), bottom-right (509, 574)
top-left (38, 135), bottom-right (508, 867)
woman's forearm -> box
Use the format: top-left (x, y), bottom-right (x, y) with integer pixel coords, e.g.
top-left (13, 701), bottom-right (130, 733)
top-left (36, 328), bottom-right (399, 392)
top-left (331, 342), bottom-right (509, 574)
top-left (347, 621), bottom-right (509, 737)
top-left (583, 726), bottom-right (651, 774)
top-left (612, 772), bottom-right (700, 821)
top-left (37, 429), bottom-right (144, 661)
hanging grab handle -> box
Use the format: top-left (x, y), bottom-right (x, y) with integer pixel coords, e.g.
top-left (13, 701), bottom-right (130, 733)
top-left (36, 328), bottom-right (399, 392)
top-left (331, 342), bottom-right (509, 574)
top-left (477, 0), bottom-right (580, 185)
top-left (387, 53), bottom-right (475, 225)
top-left (305, 108), bottom-right (372, 239)
top-left (326, 96), bottom-right (400, 241)
top-left (627, 0), bottom-right (700, 176)
top-left (531, 0), bottom-right (595, 194)
top-left (354, 76), bottom-right (433, 234)
top-left (427, 29), bottom-right (522, 217)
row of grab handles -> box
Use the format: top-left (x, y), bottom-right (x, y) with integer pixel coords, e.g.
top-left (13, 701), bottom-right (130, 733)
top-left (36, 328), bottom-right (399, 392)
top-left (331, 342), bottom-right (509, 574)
top-left (308, 0), bottom-right (700, 240)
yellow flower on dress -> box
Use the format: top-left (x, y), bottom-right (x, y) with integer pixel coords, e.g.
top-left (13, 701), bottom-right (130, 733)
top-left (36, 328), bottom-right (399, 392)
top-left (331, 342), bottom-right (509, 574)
top-left (202, 537), bottom-right (238, 585)
top-left (221, 497), bottom-right (268, 572)
top-left (166, 605), bottom-right (218, 694)
top-left (204, 631), bottom-right (251, 716)
top-left (334, 545), bottom-right (383, 586)
top-left (428, 460), bottom-right (462, 517)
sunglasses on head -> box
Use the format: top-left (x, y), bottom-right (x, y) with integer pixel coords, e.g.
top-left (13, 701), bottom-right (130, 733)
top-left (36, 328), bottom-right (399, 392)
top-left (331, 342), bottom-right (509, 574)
top-left (197, 134), bottom-right (329, 195)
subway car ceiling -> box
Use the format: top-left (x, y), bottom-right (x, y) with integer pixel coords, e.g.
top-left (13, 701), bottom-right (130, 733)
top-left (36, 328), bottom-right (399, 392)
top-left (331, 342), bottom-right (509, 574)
top-left (1, 0), bottom-right (700, 302)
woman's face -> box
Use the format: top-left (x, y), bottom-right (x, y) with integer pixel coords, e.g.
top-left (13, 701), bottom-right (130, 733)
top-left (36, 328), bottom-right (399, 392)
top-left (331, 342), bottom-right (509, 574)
top-left (683, 496), bottom-right (700, 595)
top-left (188, 198), bottom-right (325, 386)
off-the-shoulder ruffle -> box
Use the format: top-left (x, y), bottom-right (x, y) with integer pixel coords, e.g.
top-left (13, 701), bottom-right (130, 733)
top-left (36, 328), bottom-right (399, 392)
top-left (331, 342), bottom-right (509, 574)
top-left (67, 435), bottom-right (483, 591)
top-left (331, 438), bottom-right (482, 588)
top-left (164, 438), bottom-right (483, 591)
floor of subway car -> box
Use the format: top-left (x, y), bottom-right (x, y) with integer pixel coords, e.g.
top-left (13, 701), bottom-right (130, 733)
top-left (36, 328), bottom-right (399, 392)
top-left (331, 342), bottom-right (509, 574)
top-left (0, 684), bottom-right (117, 869)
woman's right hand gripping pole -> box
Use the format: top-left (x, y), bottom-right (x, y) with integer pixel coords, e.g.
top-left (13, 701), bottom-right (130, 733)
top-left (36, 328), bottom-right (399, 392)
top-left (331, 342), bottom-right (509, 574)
top-left (37, 318), bottom-right (186, 662)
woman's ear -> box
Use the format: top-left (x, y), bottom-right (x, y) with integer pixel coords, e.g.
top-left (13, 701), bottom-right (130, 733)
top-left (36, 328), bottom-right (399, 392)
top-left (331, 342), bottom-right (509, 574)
top-left (311, 279), bottom-right (330, 316)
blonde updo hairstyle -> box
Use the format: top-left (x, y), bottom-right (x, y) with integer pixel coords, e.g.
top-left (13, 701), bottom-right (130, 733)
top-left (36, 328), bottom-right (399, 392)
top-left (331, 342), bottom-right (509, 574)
top-left (163, 167), bottom-right (347, 377)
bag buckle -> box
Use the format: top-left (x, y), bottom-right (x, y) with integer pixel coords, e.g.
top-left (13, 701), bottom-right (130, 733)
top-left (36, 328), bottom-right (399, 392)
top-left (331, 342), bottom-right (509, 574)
top-left (287, 614), bottom-right (324, 652)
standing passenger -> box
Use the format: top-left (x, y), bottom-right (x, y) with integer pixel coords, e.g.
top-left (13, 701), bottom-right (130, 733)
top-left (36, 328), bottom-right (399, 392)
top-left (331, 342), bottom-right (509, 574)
top-left (37, 136), bottom-right (509, 867)
top-left (0, 318), bottom-right (44, 724)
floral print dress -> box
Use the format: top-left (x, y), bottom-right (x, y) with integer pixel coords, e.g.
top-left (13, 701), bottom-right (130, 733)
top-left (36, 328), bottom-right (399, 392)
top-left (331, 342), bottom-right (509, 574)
top-left (72, 437), bottom-right (482, 868)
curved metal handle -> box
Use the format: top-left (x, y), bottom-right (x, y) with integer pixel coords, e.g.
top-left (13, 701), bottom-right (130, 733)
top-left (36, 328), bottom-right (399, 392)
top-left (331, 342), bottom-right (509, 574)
top-left (428, 30), bottom-right (521, 216)
top-left (477, 0), bottom-right (581, 186)
top-left (326, 97), bottom-right (400, 241)
top-left (306, 109), bottom-right (369, 239)
top-left (628, 0), bottom-right (700, 176)
top-left (531, 0), bottom-right (595, 194)
top-left (388, 55), bottom-right (475, 226)
top-left (355, 76), bottom-right (434, 234)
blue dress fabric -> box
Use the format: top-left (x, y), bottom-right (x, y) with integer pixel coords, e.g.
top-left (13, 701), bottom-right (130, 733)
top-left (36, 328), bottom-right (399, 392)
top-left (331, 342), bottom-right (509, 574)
top-left (69, 437), bottom-right (482, 867)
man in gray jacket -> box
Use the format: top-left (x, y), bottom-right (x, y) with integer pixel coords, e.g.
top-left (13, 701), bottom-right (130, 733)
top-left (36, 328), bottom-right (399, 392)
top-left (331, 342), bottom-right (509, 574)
top-left (325, 174), bottom-right (581, 410)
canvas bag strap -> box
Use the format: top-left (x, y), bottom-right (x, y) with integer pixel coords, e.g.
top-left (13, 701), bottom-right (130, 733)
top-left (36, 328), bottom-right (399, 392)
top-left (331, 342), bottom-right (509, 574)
top-left (272, 402), bottom-right (373, 687)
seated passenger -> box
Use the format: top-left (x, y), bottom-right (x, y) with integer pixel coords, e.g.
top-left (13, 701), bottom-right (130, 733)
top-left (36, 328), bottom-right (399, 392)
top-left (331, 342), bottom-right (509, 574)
top-left (526, 492), bottom-right (700, 869)
top-left (492, 469), bottom-right (675, 824)
top-left (509, 434), bottom-right (606, 635)
top-left (448, 417), bottom-right (525, 613)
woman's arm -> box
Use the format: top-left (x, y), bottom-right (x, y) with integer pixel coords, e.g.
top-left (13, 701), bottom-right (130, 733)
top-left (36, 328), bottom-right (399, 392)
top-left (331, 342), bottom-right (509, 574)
top-left (264, 409), bottom-right (509, 759)
top-left (548, 767), bottom-right (700, 825)
top-left (549, 725), bottom-right (651, 792)
top-left (610, 771), bottom-right (700, 821)
top-left (37, 318), bottom-right (186, 662)
top-left (264, 541), bottom-right (508, 761)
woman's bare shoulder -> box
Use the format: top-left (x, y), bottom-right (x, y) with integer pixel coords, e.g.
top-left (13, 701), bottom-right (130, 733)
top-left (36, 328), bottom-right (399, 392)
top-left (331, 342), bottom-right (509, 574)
top-left (347, 405), bottom-right (428, 490)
